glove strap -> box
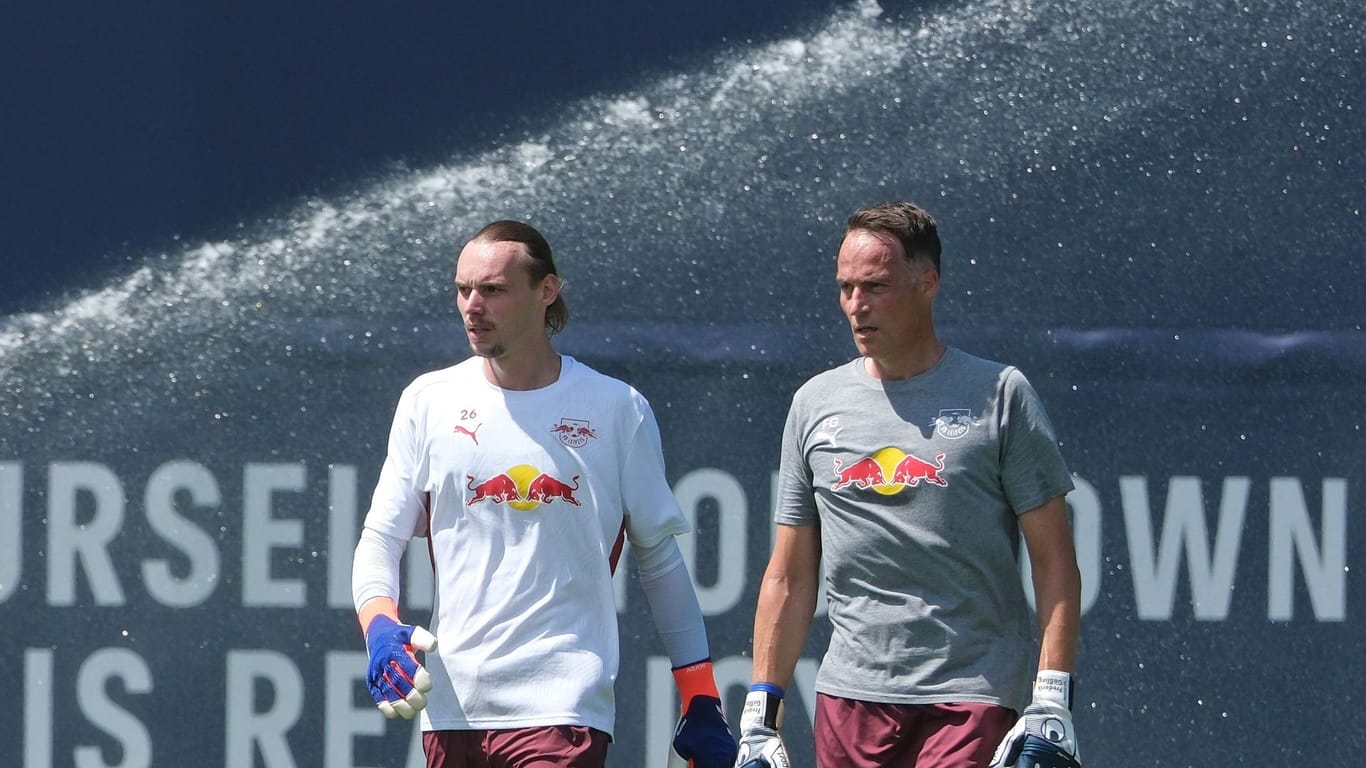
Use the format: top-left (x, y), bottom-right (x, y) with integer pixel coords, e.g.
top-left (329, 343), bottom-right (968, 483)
top-left (745, 683), bottom-right (785, 730)
top-left (672, 659), bottom-right (721, 708)
top-left (1034, 670), bottom-right (1073, 710)
top-left (358, 596), bottom-right (400, 636)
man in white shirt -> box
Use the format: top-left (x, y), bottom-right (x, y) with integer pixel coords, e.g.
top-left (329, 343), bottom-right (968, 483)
top-left (352, 219), bottom-right (737, 768)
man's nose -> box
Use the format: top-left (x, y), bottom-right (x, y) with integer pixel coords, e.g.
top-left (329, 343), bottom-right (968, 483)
top-left (846, 288), bottom-right (869, 312)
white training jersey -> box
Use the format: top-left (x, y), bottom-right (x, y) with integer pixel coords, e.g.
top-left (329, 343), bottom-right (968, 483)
top-left (363, 354), bottom-right (690, 735)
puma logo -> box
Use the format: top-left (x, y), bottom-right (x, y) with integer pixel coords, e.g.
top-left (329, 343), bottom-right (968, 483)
top-left (454, 423), bottom-right (481, 445)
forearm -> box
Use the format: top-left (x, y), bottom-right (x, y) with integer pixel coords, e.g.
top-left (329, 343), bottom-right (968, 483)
top-left (352, 527), bottom-right (407, 623)
top-left (749, 568), bottom-right (818, 688)
top-left (1019, 496), bottom-right (1082, 674)
top-left (635, 535), bottom-right (711, 668)
top-left (1031, 549), bottom-right (1081, 673)
top-left (637, 536), bottom-right (739, 767)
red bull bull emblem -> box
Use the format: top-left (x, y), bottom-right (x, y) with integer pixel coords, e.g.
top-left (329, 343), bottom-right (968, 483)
top-left (831, 447), bottom-right (948, 494)
top-left (551, 417), bottom-right (597, 447)
top-left (467, 464), bottom-right (582, 510)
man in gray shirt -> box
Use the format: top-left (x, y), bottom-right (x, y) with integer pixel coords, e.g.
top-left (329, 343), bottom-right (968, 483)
top-left (733, 202), bottom-right (1083, 768)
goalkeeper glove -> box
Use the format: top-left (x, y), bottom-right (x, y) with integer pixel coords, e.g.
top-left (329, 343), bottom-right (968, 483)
top-left (667, 659), bottom-right (739, 768)
top-left (990, 670), bottom-right (1081, 768)
top-left (363, 613), bottom-right (437, 720)
top-left (732, 683), bottom-right (790, 768)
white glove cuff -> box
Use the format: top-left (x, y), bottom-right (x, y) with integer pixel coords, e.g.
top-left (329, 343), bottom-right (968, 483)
top-left (739, 687), bottom-right (785, 733)
top-left (1033, 670), bottom-right (1073, 710)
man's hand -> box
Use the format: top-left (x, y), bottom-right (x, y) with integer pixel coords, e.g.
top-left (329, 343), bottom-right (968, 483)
top-left (363, 615), bottom-right (437, 720)
top-left (669, 694), bottom-right (739, 768)
top-left (990, 670), bottom-right (1081, 768)
top-left (732, 684), bottom-right (790, 768)
top-left (668, 660), bottom-right (738, 768)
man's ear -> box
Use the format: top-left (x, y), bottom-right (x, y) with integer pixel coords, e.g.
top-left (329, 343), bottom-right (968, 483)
top-left (541, 273), bottom-right (562, 305)
top-left (920, 267), bottom-right (940, 296)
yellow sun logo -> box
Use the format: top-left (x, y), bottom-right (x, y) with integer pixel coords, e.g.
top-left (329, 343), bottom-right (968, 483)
top-left (506, 464), bottom-right (541, 511)
top-left (868, 447), bottom-right (911, 495)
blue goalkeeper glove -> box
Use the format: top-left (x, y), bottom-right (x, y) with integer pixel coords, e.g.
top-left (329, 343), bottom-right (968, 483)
top-left (671, 694), bottom-right (738, 767)
top-left (732, 683), bottom-right (790, 768)
top-left (668, 660), bottom-right (739, 768)
top-left (363, 614), bottom-right (437, 720)
top-left (990, 670), bottom-right (1081, 768)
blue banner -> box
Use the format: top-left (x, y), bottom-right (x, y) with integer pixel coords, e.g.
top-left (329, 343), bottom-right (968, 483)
top-left (3, 1), bottom-right (1363, 766)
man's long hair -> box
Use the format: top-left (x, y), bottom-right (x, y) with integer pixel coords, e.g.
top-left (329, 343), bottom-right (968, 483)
top-left (468, 219), bottom-right (568, 334)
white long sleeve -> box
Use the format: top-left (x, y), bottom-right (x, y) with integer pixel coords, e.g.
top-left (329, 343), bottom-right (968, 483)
top-left (351, 526), bottom-right (408, 612)
top-left (634, 535), bottom-right (710, 667)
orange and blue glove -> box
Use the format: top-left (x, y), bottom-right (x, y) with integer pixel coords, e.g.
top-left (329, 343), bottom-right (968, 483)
top-left (360, 599), bottom-right (437, 720)
top-left (668, 659), bottom-right (739, 768)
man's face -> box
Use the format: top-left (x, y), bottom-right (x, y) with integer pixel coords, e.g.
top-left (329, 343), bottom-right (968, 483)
top-left (835, 229), bottom-right (935, 360)
top-left (454, 239), bottom-right (556, 359)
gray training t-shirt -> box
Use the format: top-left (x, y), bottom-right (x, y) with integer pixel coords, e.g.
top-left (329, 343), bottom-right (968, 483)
top-left (775, 347), bottom-right (1074, 712)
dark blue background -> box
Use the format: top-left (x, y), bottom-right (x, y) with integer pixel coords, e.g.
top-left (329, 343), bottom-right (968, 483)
top-left (1, 0), bottom-right (840, 313)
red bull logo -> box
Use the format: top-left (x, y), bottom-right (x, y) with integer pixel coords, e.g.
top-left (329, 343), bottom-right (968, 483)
top-left (830, 456), bottom-right (886, 490)
top-left (832, 448), bottom-right (948, 494)
top-left (467, 464), bottom-right (582, 510)
top-left (526, 472), bottom-right (582, 505)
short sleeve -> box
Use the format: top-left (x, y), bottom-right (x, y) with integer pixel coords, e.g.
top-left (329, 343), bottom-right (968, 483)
top-left (999, 369), bottom-right (1074, 514)
top-left (620, 392), bottom-right (691, 547)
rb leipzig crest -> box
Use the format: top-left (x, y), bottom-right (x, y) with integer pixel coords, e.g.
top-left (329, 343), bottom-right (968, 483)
top-left (550, 418), bottom-right (597, 447)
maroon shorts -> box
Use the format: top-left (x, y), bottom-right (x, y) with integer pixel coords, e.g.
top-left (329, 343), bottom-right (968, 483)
top-left (422, 726), bottom-right (610, 768)
top-left (814, 693), bottom-right (1017, 768)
